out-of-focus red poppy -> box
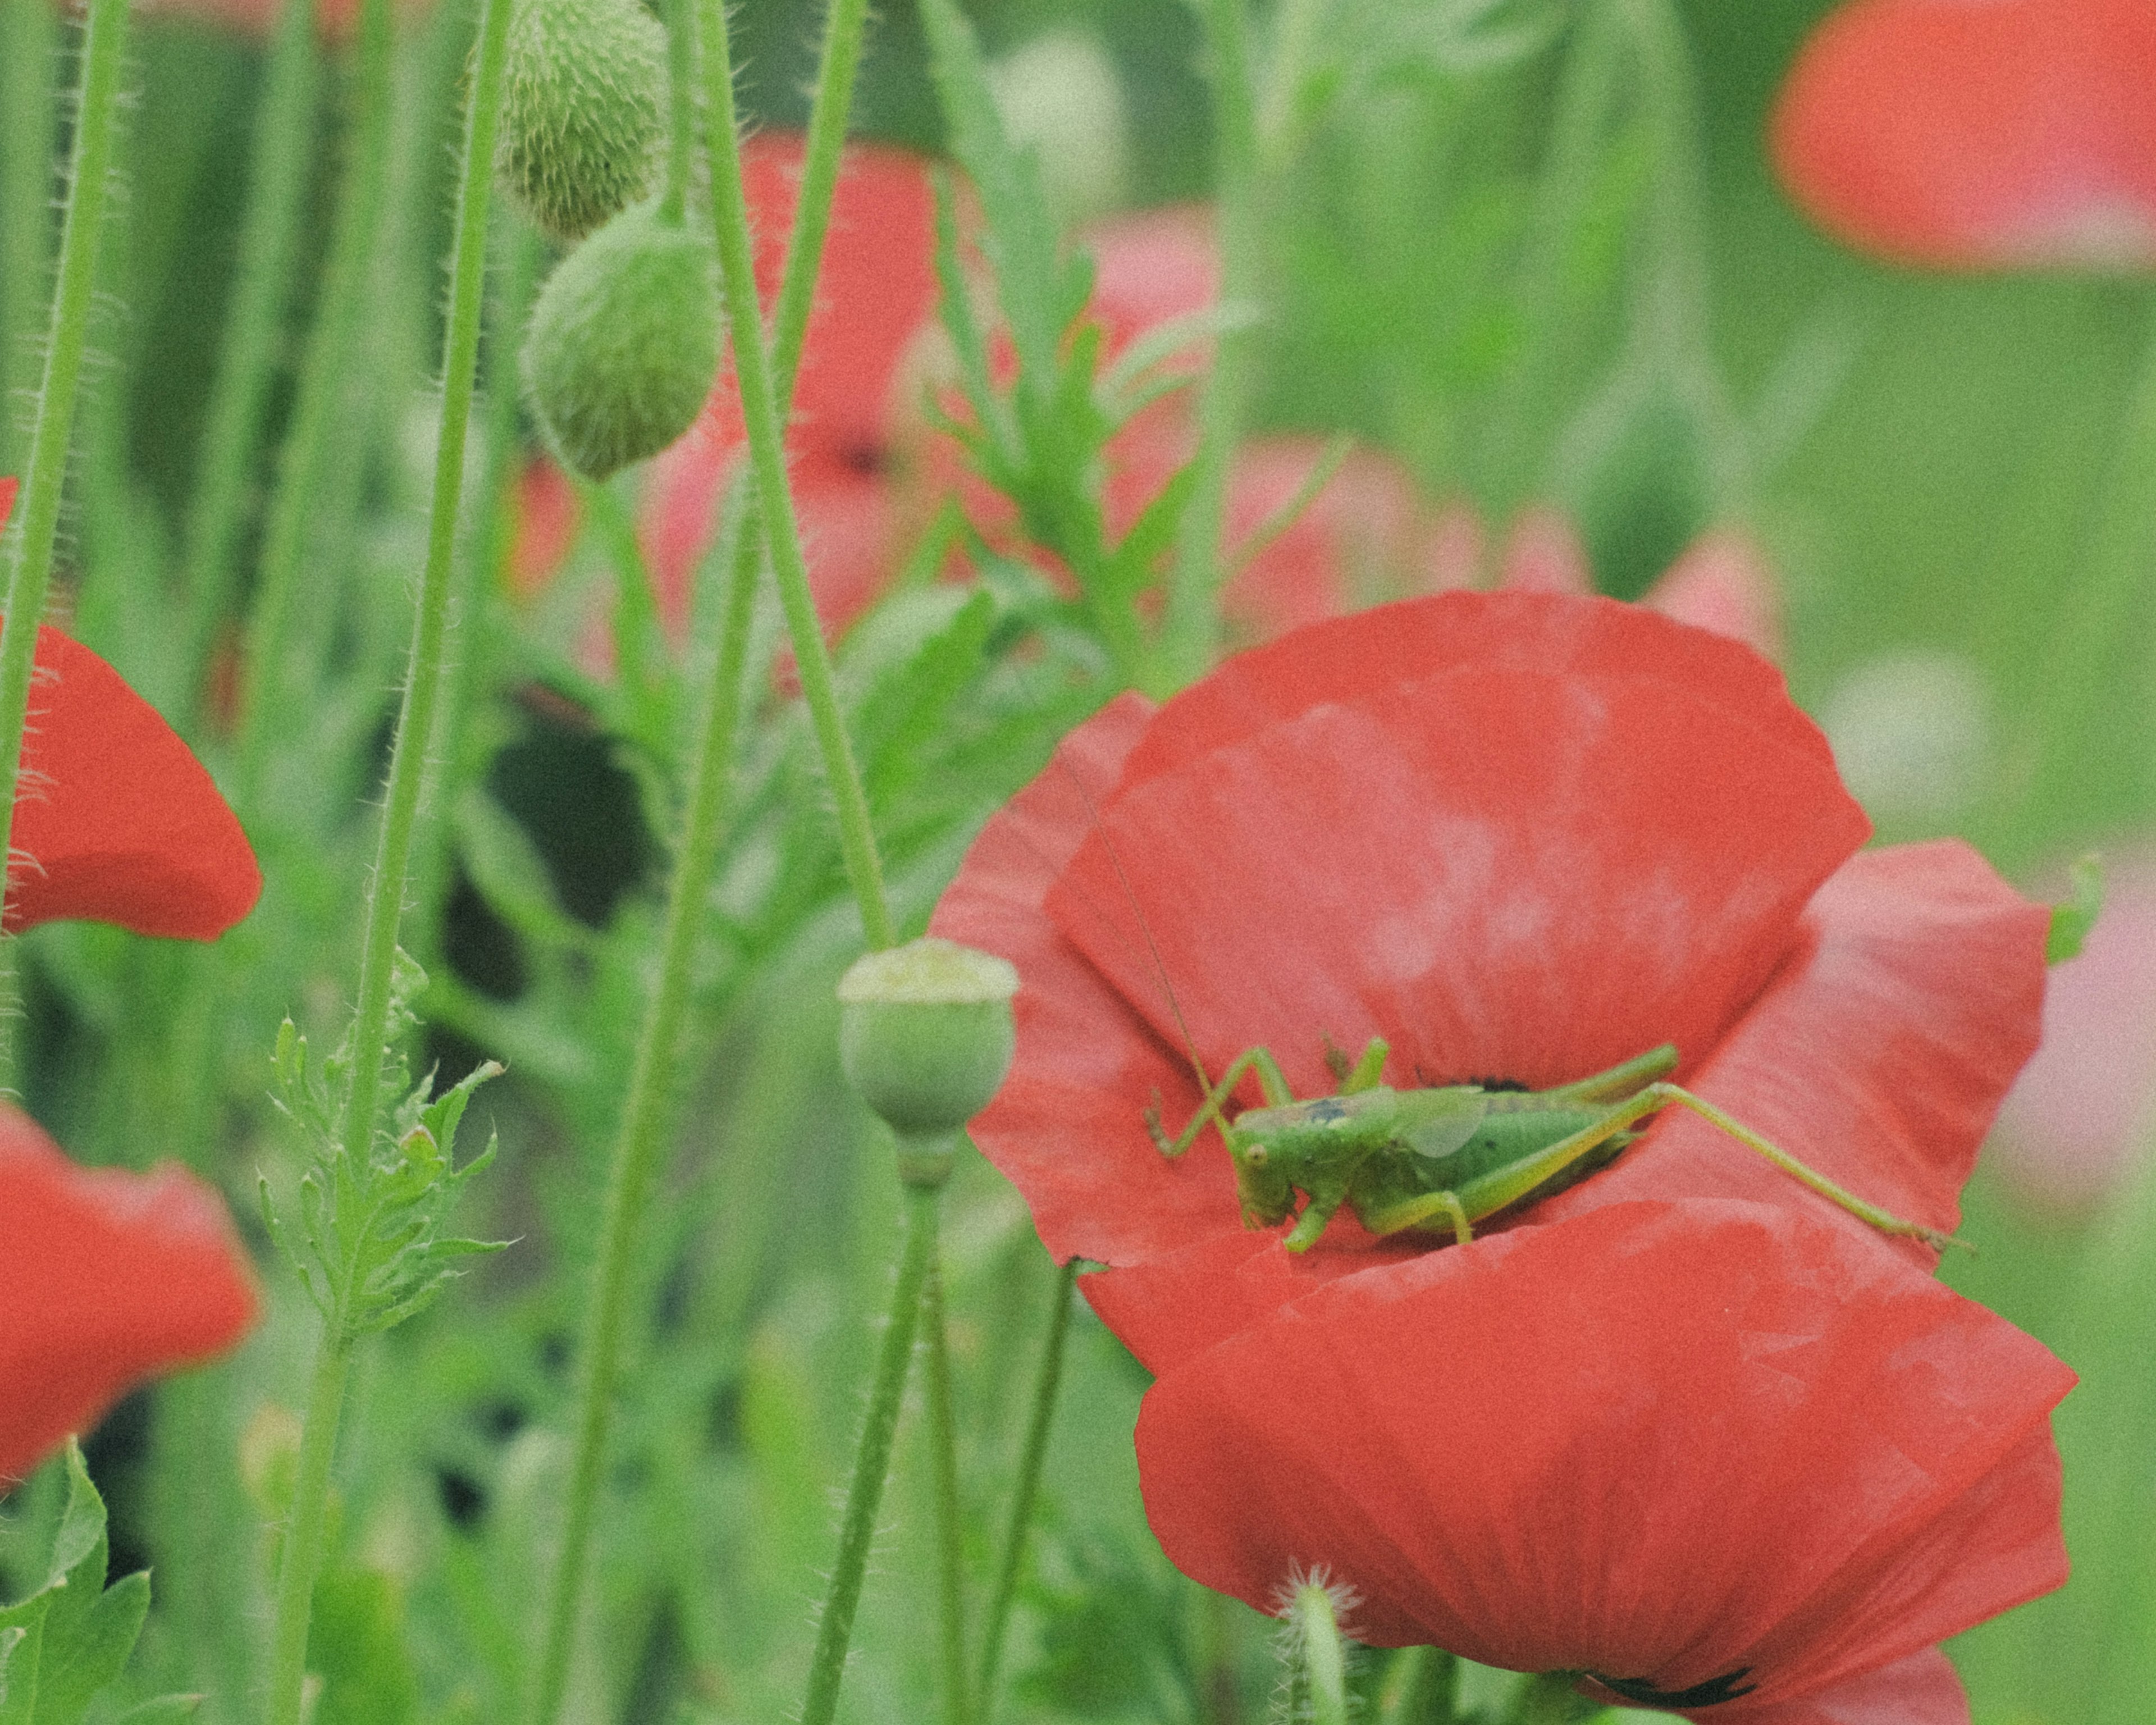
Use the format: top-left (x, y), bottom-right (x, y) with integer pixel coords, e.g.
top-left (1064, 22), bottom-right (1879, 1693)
top-left (1771, 0), bottom-right (2156, 270)
top-left (134, 0), bottom-right (414, 40)
top-left (930, 592), bottom-right (2067, 1713)
top-left (636, 131), bottom-right (941, 637)
top-left (1994, 849), bottom-right (2156, 1210)
top-left (0, 479), bottom-right (262, 938)
top-left (1, 1103), bottom-right (258, 1484)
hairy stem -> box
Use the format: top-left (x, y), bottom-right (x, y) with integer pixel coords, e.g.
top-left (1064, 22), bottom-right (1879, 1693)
top-left (697, 0), bottom-right (893, 950)
top-left (800, 1181), bottom-right (941, 1725)
top-left (260, 0), bottom-right (517, 1714)
top-left (1289, 1582), bottom-right (1351, 1725)
top-left (976, 1256), bottom-right (1077, 1716)
top-left (0, 0), bottom-right (57, 481)
top-left (924, 1251), bottom-right (971, 1725)
top-left (0, 0), bottom-right (129, 1091)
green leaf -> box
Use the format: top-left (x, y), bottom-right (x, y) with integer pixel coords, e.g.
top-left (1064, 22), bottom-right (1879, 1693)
top-left (112, 1696), bottom-right (203, 1723)
top-left (0, 1445), bottom-right (152, 1725)
top-left (2046, 854), bottom-right (2105, 965)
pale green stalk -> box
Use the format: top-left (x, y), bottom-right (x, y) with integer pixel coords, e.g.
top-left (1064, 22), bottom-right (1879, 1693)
top-left (526, 0), bottom-right (888, 1707)
top-left (176, 0), bottom-right (321, 734)
top-left (924, 1253), bottom-right (971, 1725)
top-left (1162, 0), bottom-right (1258, 691)
top-left (0, 0), bottom-right (129, 1093)
top-left (976, 1257), bottom-right (1078, 1718)
top-left (0, 0), bottom-right (57, 481)
top-left (698, 0), bottom-right (892, 949)
top-left (801, 1181), bottom-right (943, 1725)
top-left (1290, 1582), bottom-right (1352, 1725)
top-left (260, 0), bottom-right (517, 1713)
top-left (237, 0), bottom-right (398, 802)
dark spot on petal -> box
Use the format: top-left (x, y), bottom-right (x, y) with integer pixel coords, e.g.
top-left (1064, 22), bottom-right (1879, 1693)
top-left (1589, 1668), bottom-right (1758, 1708)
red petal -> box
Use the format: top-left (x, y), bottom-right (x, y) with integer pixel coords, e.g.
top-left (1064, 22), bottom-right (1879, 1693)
top-left (0, 1106), bottom-right (258, 1482)
top-left (1056, 623), bottom-right (1867, 1111)
top-left (7, 624), bottom-right (262, 938)
top-left (0, 478), bottom-right (15, 530)
top-left (1533, 842), bottom-right (2049, 1263)
top-left (1135, 1199), bottom-right (2071, 1703)
top-left (1701, 1649), bottom-right (1966, 1725)
top-left (1085, 205), bottom-right (1219, 360)
top-left (1646, 529), bottom-right (1786, 661)
top-left (1772, 0), bottom-right (2156, 271)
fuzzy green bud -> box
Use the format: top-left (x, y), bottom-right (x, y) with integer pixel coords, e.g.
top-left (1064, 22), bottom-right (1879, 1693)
top-left (496, 0), bottom-right (666, 243)
top-left (838, 938), bottom-right (1020, 1172)
top-left (523, 200), bottom-right (720, 481)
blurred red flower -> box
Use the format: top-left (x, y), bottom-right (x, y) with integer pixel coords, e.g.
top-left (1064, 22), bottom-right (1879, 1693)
top-left (931, 592), bottom-right (2068, 1715)
top-left (0, 478), bottom-right (262, 937)
top-left (1771, 0), bottom-right (2156, 270)
top-left (1, 1103), bottom-right (258, 1484)
top-left (637, 131), bottom-right (941, 637)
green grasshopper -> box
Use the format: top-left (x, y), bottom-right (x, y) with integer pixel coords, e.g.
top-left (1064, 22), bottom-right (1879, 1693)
top-left (1148, 1035), bottom-right (1958, 1254)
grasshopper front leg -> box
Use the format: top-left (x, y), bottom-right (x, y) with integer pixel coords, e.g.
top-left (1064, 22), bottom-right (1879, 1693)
top-left (1149, 1046), bottom-right (1296, 1157)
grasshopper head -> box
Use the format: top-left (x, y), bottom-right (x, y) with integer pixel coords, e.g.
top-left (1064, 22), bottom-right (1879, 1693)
top-left (1225, 1122), bottom-right (1297, 1229)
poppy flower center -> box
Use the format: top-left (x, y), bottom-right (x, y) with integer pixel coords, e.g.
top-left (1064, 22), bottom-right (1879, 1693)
top-left (1589, 1667), bottom-right (1758, 1708)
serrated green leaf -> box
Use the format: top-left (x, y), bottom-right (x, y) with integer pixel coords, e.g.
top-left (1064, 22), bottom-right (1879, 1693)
top-left (2047, 855), bottom-right (2105, 965)
top-left (0, 1446), bottom-right (151, 1725)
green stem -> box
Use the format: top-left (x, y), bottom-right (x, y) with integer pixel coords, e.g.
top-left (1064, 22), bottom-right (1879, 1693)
top-left (1160, 0), bottom-right (1258, 692)
top-left (262, 1331), bottom-right (354, 1725)
top-left (924, 1250), bottom-right (970, 1725)
top-left (1501, 1672), bottom-right (1588, 1725)
top-left (524, 462), bottom-right (764, 1725)
top-left (697, 0), bottom-right (893, 950)
top-left (526, 0), bottom-right (884, 1705)
top-left (236, 0), bottom-right (398, 804)
top-left (260, 0), bottom-right (517, 1714)
top-left (800, 1181), bottom-right (941, 1725)
top-left (1378, 1646), bottom-right (1460, 1725)
top-left (975, 1256), bottom-right (1077, 1717)
top-left (1291, 1582), bottom-right (1351, 1725)
top-left (659, 0), bottom-right (696, 223)
top-left (175, 0), bottom-right (321, 735)
top-left (0, 0), bottom-right (128, 1090)
top-left (0, 0), bottom-right (57, 483)
top-left (770, 0), bottom-right (871, 399)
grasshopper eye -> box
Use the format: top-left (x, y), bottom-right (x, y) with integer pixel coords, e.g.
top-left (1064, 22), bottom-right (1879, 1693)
top-left (1245, 1143), bottom-right (1269, 1167)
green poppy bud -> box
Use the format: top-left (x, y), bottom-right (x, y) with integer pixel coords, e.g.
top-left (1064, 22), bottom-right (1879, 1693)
top-left (496, 0), bottom-right (667, 243)
top-left (522, 200), bottom-right (720, 481)
top-left (838, 938), bottom-right (1021, 1178)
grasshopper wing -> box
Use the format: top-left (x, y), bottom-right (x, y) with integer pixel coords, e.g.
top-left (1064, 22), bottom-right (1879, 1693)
top-left (1397, 1090), bottom-right (1488, 1162)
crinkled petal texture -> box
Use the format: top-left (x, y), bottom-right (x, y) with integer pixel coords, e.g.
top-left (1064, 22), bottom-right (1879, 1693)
top-left (4, 622), bottom-right (262, 937)
top-left (0, 1105), bottom-right (259, 1481)
top-left (935, 591), bottom-right (2050, 1274)
top-left (1772, 0), bottom-right (2156, 270)
top-left (1137, 1200), bottom-right (2072, 1717)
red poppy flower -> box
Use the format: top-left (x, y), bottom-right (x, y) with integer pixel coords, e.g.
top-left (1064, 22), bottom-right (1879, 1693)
top-left (1, 1102), bottom-right (258, 1484)
top-left (636, 131), bottom-right (940, 637)
top-left (930, 592), bottom-right (2067, 1714)
top-left (0, 480), bottom-right (261, 938)
top-left (1771, 0), bottom-right (2156, 270)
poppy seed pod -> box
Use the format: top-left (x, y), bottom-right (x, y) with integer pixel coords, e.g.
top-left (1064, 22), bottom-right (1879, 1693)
top-left (838, 938), bottom-right (1021, 1158)
top-left (523, 201), bottom-right (720, 481)
top-left (496, 0), bottom-right (666, 243)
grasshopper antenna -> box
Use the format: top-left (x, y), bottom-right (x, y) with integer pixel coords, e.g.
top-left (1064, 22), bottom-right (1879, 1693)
top-left (1051, 751), bottom-right (1218, 1113)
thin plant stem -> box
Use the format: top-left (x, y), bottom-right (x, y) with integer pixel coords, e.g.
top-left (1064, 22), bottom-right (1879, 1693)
top-left (0, 0), bottom-right (57, 481)
top-left (1501, 1672), bottom-right (1588, 1725)
top-left (800, 1180), bottom-right (942, 1725)
top-left (259, 0), bottom-right (518, 1713)
top-left (526, 0), bottom-right (885, 1704)
top-left (1161, 0), bottom-right (1258, 691)
top-left (175, 0), bottom-right (321, 734)
top-left (237, 0), bottom-right (399, 804)
top-left (697, 0), bottom-right (893, 950)
top-left (976, 1256), bottom-right (1078, 1715)
top-left (769, 0), bottom-right (871, 398)
top-left (658, 0), bottom-right (696, 223)
top-left (0, 0), bottom-right (130, 1093)
top-left (1377, 1645), bottom-right (1460, 1725)
top-left (923, 1251), bottom-right (971, 1725)
top-left (1289, 1582), bottom-right (1351, 1725)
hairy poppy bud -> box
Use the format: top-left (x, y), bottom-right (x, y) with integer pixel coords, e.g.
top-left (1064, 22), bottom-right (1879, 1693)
top-left (838, 937), bottom-right (1020, 1180)
top-left (522, 200), bottom-right (720, 481)
top-left (496, 0), bottom-right (666, 243)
